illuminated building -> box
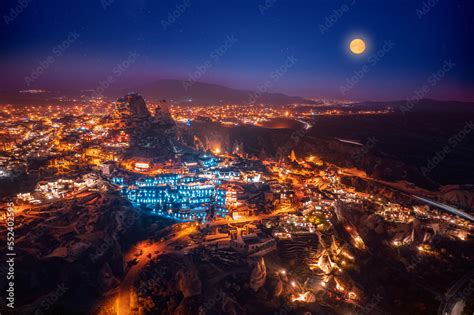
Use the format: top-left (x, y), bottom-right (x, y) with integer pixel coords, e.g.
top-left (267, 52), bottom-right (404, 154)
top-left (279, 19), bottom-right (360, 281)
top-left (135, 161), bottom-right (150, 171)
top-left (116, 174), bottom-right (228, 221)
top-left (230, 229), bottom-right (276, 256)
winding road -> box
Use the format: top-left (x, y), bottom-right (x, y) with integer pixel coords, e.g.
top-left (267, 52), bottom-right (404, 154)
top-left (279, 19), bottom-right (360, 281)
top-left (114, 206), bottom-right (296, 314)
top-left (116, 225), bottom-right (197, 315)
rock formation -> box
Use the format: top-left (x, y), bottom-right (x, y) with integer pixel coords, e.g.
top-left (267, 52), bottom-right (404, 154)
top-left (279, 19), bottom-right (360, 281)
top-left (111, 93), bottom-right (179, 160)
top-left (249, 257), bottom-right (267, 291)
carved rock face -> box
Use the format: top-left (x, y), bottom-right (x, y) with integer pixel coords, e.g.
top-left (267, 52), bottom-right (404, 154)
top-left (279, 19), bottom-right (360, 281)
top-left (177, 269), bottom-right (202, 298)
top-left (125, 93), bottom-right (151, 118)
top-left (249, 257), bottom-right (266, 291)
top-left (154, 100), bottom-right (173, 123)
top-left (111, 93), bottom-right (179, 159)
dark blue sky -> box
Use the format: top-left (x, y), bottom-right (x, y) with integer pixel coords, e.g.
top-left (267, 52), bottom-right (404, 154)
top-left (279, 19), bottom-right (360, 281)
top-left (1, 0), bottom-right (473, 101)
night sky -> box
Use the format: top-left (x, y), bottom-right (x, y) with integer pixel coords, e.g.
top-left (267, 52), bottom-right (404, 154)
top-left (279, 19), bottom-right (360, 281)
top-left (1, 0), bottom-right (473, 101)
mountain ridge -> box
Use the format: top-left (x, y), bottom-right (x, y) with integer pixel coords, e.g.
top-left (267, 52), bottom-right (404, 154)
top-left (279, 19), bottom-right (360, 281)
top-left (1, 80), bottom-right (473, 109)
top-left (116, 79), bottom-right (318, 105)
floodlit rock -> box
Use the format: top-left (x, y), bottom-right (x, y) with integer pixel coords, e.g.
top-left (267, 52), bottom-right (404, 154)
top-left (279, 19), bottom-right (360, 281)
top-left (111, 93), bottom-right (180, 160)
top-left (46, 246), bottom-right (68, 258)
top-left (98, 262), bottom-right (120, 291)
top-left (250, 257), bottom-right (267, 291)
top-left (154, 100), bottom-right (173, 123)
top-left (270, 277), bottom-right (283, 297)
top-left (113, 93), bottom-right (151, 121)
top-left (177, 269), bottom-right (202, 298)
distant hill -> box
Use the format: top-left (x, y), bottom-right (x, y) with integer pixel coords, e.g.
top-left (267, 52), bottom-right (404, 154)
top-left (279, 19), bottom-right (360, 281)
top-left (1, 81), bottom-right (473, 111)
top-left (0, 80), bottom-right (317, 106)
top-left (350, 99), bottom-right (474, 114)
top-left (114, 79), bottom-right (318, 105)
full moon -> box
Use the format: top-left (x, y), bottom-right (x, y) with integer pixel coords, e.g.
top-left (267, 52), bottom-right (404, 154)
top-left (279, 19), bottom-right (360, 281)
top-left (349, 38), bottom-right (366, 55)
